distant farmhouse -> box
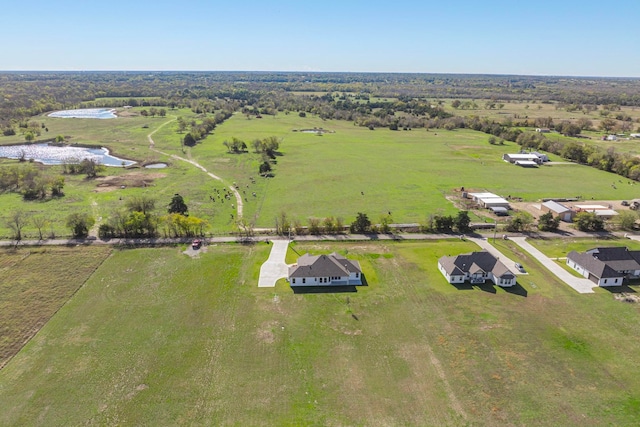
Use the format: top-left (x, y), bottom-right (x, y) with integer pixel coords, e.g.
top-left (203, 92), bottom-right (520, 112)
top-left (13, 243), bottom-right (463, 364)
top-left (536, 128), bottom-right (551, 133)
top-left (438, 251), bottom-right (516, 287)
top-left (288, 253), bottom-right (362, 286)
top-left (566, 247), bottom-right (640, 286)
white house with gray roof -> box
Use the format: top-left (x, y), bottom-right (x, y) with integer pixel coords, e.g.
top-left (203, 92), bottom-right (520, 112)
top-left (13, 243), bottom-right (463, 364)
top-left (566, 247), bottom-right (640, 286)
top-left (288, 253), bottom-right (362, 286)
top-left (438, 251), bottom-right (516, 287)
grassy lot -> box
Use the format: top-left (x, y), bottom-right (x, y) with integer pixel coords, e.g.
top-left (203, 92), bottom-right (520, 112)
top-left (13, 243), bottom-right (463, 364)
top-left (526, 236), bottom-right (640, 259)
top-left (1, 241), bottom-right (639, 425)
top-left (2, 108), bottom-right (639, 235)
top-left (0, 246), bottom-right (111, 369)
top-left (181, 113), bottom-right (640, 227)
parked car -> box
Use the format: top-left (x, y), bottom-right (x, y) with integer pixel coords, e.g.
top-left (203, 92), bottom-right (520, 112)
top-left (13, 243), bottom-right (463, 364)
top-left (192, 239), bottom-right (202, 249)
top-left (514, 263), bottom-right (526, 273)
top-left (621, 200), bottom-right (630, 207)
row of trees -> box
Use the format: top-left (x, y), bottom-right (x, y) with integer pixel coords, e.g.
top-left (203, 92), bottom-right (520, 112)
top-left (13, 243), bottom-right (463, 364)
top-left (3, 193), bottom-right (207, 241)
top-left (518, 132), bottom-right (640, 181)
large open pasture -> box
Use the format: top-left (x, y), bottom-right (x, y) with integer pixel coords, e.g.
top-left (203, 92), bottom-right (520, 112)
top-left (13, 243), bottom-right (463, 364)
top-left (1, 240), bottom-right (639, 425)
top-left (1, 107), bottom-right (639, 237)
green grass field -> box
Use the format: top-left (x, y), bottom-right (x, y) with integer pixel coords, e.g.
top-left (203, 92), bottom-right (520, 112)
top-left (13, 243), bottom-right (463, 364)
top-left (1, 107), bottom-right (639, 236)
top-left (1, 241), bottom-right (639, 425)
top-left (0, 246), bottom-right (111, 369)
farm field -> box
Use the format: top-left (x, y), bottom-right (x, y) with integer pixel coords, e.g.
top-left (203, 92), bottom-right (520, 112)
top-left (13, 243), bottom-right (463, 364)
top-left (1, 108), bottom-right (639, 237)
top-left (1, 241), bottom-right (639, 425)
top-left (0, 246), bottom-right (111, 369)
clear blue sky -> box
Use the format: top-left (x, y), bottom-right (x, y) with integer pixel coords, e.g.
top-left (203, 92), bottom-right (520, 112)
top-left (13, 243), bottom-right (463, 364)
top-left (3, 0), bottom-right (640, 77)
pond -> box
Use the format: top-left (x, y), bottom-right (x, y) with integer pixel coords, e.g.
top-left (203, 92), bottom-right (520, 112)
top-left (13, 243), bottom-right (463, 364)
top-left (144, 163), bottom-right (168, 169)
top-left (48, 108), bottom-right (117, 119)
top-left (0, 143), bottom-right (136, 167)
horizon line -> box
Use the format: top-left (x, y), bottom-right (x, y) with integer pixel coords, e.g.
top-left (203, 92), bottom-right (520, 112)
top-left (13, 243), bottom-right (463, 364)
top-left (0, 70), bottom-right (639, 79)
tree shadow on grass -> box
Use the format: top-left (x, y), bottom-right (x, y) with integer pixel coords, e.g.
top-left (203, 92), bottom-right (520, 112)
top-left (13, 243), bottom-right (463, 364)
top-left (504, 282), bottom-right (528, 297)
top-left (292, 285), bottom-right (358, 294)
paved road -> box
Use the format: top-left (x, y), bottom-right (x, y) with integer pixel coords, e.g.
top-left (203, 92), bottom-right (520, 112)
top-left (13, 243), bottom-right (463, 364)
top-left (466, 236), bottom-right (527, 276)
top-left (510, 237), bottom-right (595, 294)
top-left (257, 240), bottom-right (291, 288)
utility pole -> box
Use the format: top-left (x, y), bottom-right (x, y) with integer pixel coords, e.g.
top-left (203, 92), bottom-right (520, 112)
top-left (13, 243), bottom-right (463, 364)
top-left (493, 220), bottom-right (497, 243)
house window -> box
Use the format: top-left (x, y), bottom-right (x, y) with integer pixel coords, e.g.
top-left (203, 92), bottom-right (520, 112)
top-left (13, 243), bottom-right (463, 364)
top-left (604, 279), bottom-right (607, 284)
top-left (355, 273), bottom-right (359, 278)
top-left (292, 278), bottom-right (296, 284)
top-left (302, 278), bottom-right (306, 284)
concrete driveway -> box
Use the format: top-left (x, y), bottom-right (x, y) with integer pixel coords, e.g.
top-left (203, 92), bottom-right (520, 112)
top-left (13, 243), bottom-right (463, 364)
top-left (258, 239), bottom-right (291, 288)
top-left (509, 237), bottom-right (595, 294)
top-left (467, 237), bottom-right (527, 276)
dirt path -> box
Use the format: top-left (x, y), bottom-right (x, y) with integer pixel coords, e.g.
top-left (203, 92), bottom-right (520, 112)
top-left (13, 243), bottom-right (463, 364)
top-left (147, 118), bottom-right (243, 219)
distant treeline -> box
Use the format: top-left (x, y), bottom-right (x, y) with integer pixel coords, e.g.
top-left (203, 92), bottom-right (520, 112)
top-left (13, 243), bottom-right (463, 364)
top-left (2, 72), bottom-right (640, 127)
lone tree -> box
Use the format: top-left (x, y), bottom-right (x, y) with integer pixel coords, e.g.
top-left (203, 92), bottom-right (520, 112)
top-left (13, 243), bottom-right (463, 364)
top-left (259, 161), bottom-right (272, 176)
top-left (66, 212), bottom-right (95, 238)
top-left (574, 212), bottom-right (604, 232)
top-left (350, 212), bottom-right (371, 233)
top-left (538, 212), bottom-right (561, 232)
top-left (6, 210), bottom-right (29, 241)
top-left (454, 211), bottom-right (471, 233)
top-left (168, 193), bottom-right (188, 215)
top-left (505, 212), bottom-right (534, 232)
top-left (183, 133), bottom-right (197, 147)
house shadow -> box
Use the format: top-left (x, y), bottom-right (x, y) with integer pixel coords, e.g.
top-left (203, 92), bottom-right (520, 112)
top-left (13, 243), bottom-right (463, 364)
top-left (451, 282), bottom-right (474, 291)
top-left (292, 285), bottom-right (358, 294)
top-left (504, 282), bottom-right (528, 297)
top-left (602, 284), bottom-right (637, 294)
top-left (476, 283), bottom-right (497, 294)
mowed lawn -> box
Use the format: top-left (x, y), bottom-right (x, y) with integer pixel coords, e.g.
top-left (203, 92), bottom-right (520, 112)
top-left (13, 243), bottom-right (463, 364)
top-left (1, 241), bottom-right (639, 425)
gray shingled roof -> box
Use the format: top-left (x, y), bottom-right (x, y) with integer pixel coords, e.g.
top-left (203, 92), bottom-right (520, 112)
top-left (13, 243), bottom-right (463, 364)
top-left (585, 247), bottom-right (640, 272)
top-left (289, 253), bottom-right (362, 278)
top-left (567, 251), bottom-right (621, 279)
top-left (438, 251), bottom-right (515, 279)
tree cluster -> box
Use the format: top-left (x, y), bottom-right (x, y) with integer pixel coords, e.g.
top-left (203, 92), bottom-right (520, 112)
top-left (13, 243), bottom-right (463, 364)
top-left (61, 158), bottom-right (106, 178)
top-left (0, 164), bottom-right (65, 200)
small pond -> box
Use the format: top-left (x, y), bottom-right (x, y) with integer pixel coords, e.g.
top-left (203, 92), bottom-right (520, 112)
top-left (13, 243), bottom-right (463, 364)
top-left (48, 108), bottom-right (117, 119)
top-left (0, 143), bottom-right (135, 167)
top-left (144, 162), bottom-right (168, 169)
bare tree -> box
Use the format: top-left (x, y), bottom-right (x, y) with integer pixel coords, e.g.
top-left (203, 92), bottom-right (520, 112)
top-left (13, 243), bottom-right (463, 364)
top-left (6, 210), bottom-right (29, 242)
top-left (32, 215), bottom-right (49, 240)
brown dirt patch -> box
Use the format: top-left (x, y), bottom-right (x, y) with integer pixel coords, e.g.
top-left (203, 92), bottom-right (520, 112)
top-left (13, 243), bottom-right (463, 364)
top-left (93, 172), bottom-right (166, 192)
